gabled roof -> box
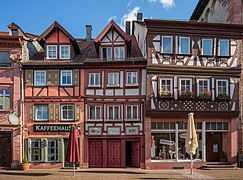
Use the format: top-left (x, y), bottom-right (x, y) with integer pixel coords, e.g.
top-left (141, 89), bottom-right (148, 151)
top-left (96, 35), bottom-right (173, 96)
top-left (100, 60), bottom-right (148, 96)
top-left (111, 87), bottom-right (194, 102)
top-left (94, 20), bottom-right (131, 43)
top-left (190, 0), bottom-right (210, 20)
top-left (37, 21), bottom-right (80, 54)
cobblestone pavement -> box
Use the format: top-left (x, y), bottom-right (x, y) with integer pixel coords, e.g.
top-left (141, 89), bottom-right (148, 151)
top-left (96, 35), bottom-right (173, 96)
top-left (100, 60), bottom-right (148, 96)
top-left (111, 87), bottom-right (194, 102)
top-left (0, 168), bottom-right (242, 180)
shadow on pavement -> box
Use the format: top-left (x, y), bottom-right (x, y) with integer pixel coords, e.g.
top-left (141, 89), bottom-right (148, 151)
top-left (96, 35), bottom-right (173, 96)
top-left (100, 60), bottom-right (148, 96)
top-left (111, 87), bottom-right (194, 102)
top-left (0, 171), bottom-right (52, 177)
top-left (60, 170), bottom-right (146, 174)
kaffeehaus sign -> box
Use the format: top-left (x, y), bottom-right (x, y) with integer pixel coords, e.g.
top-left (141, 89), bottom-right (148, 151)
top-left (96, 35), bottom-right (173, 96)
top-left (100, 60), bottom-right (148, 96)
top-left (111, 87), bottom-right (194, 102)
top-left (34, 124), bottom-right (72, 132)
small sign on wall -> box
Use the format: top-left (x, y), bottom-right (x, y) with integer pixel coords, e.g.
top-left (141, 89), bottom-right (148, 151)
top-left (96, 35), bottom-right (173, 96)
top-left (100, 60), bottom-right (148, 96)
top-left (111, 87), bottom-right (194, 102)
top-left (125, 127), bottom-right (139, 135)
top-left (88, 127), bottom-right (102, 135)
top-left (107, 127), bottom-right (121, 135)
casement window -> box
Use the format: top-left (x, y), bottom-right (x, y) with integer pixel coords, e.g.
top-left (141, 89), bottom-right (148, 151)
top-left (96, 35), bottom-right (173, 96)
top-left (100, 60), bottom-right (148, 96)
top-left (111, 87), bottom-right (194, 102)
top-left (0, 89), bottom-right (10, 110)
top-left (60, 70), bottom-right (72, 86)
top-left (34, 70), bottom-right (46, 86)
top-left (47, 139), bottom-right (59, 161)
top-left (126, 105), bottom-right (138, 120)
top-left (35, 105), bottom-right (48, 121)
top-left (61, 104), bottom-right (74, 121)
top-left (179, 79), bottom-right (192, 94)
top-left (30, 139), bottom-right (42, 162)
top-left (46, 45), bottom-right (57, 59)
top-left (179, 37), bottom-right (190, 54)
top-left (0, 52), bottom-right (10, 66)
top-left (218, 39), bottom-right (229, 56)
top-left (126, 72), bottom-right (137, 85)
top-left (162, 36), bottom-right (173, 53)
top-left (108, 72), bottom-right (119, 86)
top-left (102, 47), bottom-right (112, 60)
top-left (216, 79), bottom-right (229, 97)
top-left (59, 45), bottom-right (70, 59)
top-left (88, 73), bottom-right (100, 86)
top-left (114, 47), bottom-right (125, 60)
top-left (197, 79), bottom-right (210, 96)
top-left (89, 106), bottom-right (101, 120)
top-left (202, 39), bottom-right (213, 56)
top-left (160, 78), bottom-right (173, 96)
top-left (108, 105), bottom-right (120, 120)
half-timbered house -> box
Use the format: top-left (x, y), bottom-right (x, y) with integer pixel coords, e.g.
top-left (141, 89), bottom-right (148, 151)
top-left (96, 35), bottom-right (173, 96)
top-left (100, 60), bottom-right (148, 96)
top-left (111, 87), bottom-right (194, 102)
top-left (133, 19), bottom-right (243, 169)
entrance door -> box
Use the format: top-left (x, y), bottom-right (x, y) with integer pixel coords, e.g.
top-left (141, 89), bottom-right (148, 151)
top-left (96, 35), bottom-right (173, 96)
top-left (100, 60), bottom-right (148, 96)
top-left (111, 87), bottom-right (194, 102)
top-left (89, 140), bottom-right (102, 167)
top-left (0, 132), bottom-right (12, 167)
top-left (107, 140), bottom-right (121, 167)
top-left (206, 132), bottom-right (222, 162)
top-left (131, 141), bottom-right (140, 167)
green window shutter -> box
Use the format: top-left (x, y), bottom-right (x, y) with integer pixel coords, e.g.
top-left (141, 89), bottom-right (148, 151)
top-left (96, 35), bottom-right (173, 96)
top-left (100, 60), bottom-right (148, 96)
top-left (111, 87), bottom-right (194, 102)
top-left (54, 104), bottom-right (60, 121)
top-left (75, 104), bottom-right (81, 121)
top-left (28, 104), bottom-right (34, 122)
top-left (47, 70), bottom-right (59, 86)
top-left (49, 104), bottom-right (54, 121)
top-left (25, 70), bottom-right (33, 86)
top-left (72, 69), bottom-right (79, 85)
top-left (58, 139), bottom-right (64, 163)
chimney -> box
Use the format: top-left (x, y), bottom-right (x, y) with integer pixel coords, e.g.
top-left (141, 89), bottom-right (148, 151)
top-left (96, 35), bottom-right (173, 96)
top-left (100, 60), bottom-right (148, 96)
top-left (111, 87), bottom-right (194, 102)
top-left (125, 21), bottom-right (130, 35)
top-left (85, 25), bottom-right (92, 42)
top-left (137, 13), bottom-right (143, 21)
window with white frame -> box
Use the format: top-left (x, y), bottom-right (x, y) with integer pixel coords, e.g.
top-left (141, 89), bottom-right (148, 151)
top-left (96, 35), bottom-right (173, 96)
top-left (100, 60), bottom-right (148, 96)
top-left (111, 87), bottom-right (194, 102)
top-left (197, 79), bottom-right (210, 97)
top-left (89, 106), bottom-right (101, 120)
top-left (34, 70), bottom-right (46, 86)
top-left (108, 72), bottom-right (119, 86)
top-left (179, 79), bottom-right (192, 94)
top-left (179, 37), bottom-right (190, 54)
top-left (30, 139), bottom-right (42, 162)
top-left (126, 72), bottom-right (137, 85)
top-left (114, 47), bottom-right (125, 60)
top-left (59, 45), bottom-right (70, 59)
top-left (61, 70), bottom-right (72, 86)
top-left (162, 36), bottom-right (173, 53)
top-left (48, 139), bottom-right (59, 161)
top-left (46, 45), bottom-right (57, 59)
top-left (160, 78), bottom-right (173, 96)
top-left (61, 104), bottom-right (74, 121)
top-left (126, 105), bottom-right (138, 120)
top-left (88, 73), bottom-right (100, 86)
top-left (102, 47), bottom-right (112, 60)
top-left (108, 105), bottom-right (120, 120)
top-left (35, 105), bottom-right (48, 121)
top-left (216, 79), bottom-right (229, 97)
top-left (0, 89), bottom-right (10, 110)
top-left (218, 39), bottom-right (229, 56)
top-left (202, 39), bottom-right (213, 55)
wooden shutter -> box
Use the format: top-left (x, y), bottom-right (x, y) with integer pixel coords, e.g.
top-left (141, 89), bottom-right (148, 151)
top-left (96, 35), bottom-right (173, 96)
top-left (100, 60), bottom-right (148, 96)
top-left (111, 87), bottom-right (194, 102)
top-left (49, 104), bottom-right (54, 121)
top-left (75, 104), bottom-right (81, 121)
top-left (47, 70), bottom-right (59, 86)
top-left (72, 69), bottom-right (79, 85)
top-left (58, 139), bottom-right (64, 162)
top-left (28, 104), bottom-right (34, 121)
top-left (25, 70), bottom-right (33, 86)
top-left (54, 104), bottom-right (60, 121)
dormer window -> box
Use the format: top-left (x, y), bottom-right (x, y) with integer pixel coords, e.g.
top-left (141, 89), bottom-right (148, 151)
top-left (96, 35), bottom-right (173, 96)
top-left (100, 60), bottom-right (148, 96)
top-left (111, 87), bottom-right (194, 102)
top-left (114, 47), bottom-right (125, 60)
top-left (60, 45), bottom-right (70, 59)
top-left (47, 45), bottom-right (57, 59)
top-left (102, 47), bottom-right (112, 60)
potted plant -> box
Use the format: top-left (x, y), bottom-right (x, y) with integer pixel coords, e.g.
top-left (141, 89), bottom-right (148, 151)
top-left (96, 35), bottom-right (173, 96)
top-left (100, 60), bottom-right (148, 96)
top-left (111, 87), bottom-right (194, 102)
top-left (220, 151), bottom-right (227, 162)
top-left (159, 87), bottom-right (173, 99)
top-left (179, 88), bottom-right (194, 99)
top-left (20, 153), bottom-right (31, 171)
top-left (217, 92), bottom-right (230, 101)
top-left (198, 89), bottom-right (212, 100)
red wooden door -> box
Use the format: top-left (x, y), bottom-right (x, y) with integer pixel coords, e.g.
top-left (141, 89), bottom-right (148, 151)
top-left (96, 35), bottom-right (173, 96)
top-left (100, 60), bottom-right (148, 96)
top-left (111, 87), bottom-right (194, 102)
top-left (107, 140), bottom-right (121, 167)
top-left (89, 140), bottom-right (102, 167)
top-left (131, 141), bottom-right (140, 167)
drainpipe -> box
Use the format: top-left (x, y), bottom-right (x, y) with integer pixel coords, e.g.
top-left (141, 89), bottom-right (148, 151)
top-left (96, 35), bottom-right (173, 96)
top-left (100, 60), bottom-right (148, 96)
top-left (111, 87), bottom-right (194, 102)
top-left (19, 63), bottom-right (24, 163)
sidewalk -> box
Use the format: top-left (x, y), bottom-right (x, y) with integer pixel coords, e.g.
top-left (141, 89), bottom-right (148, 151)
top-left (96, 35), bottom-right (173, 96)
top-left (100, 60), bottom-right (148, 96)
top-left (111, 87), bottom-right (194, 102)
top-left (0, 168), bottom-right (242, 180)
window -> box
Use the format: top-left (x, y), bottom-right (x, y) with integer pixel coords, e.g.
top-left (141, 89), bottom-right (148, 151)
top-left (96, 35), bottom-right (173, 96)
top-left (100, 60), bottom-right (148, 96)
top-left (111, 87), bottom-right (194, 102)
top-left (59, 45), bottom-right (70, 59)
top-left (34, 70), bottom-right (46, 86)
top-left (197, 79), bottom-right (210, 97)
top-left (46, 45), bottom-right (57, 59)
top-left (202, 39), bottom-right (213, 55)
top-left (0, 52), bottom-right (10, 66)
top-left (219, 40), bottom-right (229, 56)
top-left (0, 89), bottom-right (10, 110)
top-left (160, 78), bottom-right (173, 96)
top-left (61, 70), bottom-right (72, 86)
top-left (162, 36), bottom-right (173, 53)
top-left (179, 79), bottom-right (192, 94)
top-left (126, 105), bottom-right (138, 120)
top-left (114, 47), bottom-right (125, 60)
top-left (61, 104), bottom-right (74, 121)
top-left (108, 106), bottom-right (120, 120)
top-left (88, 73), bottom-right (100, 86)
top-left (108, 72), bottom-right (119, 86)
top-left (126, 72), bottom-right (137, 85)
top-left (31, 139), bottom-right (42, 162)
top-left (35, 105), bottom-right (48, 121)
top-left (179, 37), bottom-right (190, 54)
top-left (102, 47), bottom-right (112, 60)
top-left (216, 79), bottom-right (228, 97)
top-left (89, 106), bottom-right (101, 120)
top-left (48, 139), bottom-right (59, 161)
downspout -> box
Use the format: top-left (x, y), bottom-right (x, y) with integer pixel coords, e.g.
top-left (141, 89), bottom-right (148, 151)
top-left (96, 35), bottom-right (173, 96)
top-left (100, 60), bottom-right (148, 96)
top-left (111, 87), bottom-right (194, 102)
top-left (19, 63), bottom-right (24, 163)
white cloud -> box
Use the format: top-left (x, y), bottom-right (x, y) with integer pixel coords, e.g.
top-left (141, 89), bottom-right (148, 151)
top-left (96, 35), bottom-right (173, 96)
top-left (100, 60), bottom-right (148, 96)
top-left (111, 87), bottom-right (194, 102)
top-left (148, 0), bottom-right (175, 9)
top-left (119, 6), bottom-right (140, 30)
top-left (107, 16), bottom-right (117, 22)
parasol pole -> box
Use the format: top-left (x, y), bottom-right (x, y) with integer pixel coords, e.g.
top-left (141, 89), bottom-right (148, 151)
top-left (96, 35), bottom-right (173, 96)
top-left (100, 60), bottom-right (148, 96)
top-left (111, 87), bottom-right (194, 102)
top-left (190, 153), bottom-right (193, 175)
top-left (73, 163), bottom-right (75, 176)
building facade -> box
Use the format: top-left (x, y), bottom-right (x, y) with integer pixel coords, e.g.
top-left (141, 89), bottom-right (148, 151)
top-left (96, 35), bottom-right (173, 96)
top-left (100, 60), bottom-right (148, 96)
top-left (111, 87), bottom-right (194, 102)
top-left (133, 18), bottom-right (243, 169)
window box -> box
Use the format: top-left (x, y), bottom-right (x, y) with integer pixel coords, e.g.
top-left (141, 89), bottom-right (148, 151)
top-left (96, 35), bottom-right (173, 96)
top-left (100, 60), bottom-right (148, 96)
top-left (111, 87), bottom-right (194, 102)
top-left (216, 93), bottom-right (230, 101)
top-left (197, 95), bottom-right (212, 101)
top-left (179, 88), bottom-right (194, 99)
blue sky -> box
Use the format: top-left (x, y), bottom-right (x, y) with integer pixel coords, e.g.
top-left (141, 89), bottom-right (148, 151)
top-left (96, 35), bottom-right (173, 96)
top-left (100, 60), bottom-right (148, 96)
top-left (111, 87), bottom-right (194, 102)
top-left (0, 0), bottom-right (198, 38)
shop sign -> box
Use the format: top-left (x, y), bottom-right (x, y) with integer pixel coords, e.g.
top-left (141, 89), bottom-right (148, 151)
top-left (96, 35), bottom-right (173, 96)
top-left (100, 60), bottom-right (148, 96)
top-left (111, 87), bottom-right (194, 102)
top-left (34, 124), bottom-right (72, 132)
top-left (126, 127), bottom-right (139, 135)
top-left (89, 127), bottom-right (102, 135)
top-left (159, 139), bottom-right (175, 146)
top-left (107, 127), bottom-right (120, 135)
